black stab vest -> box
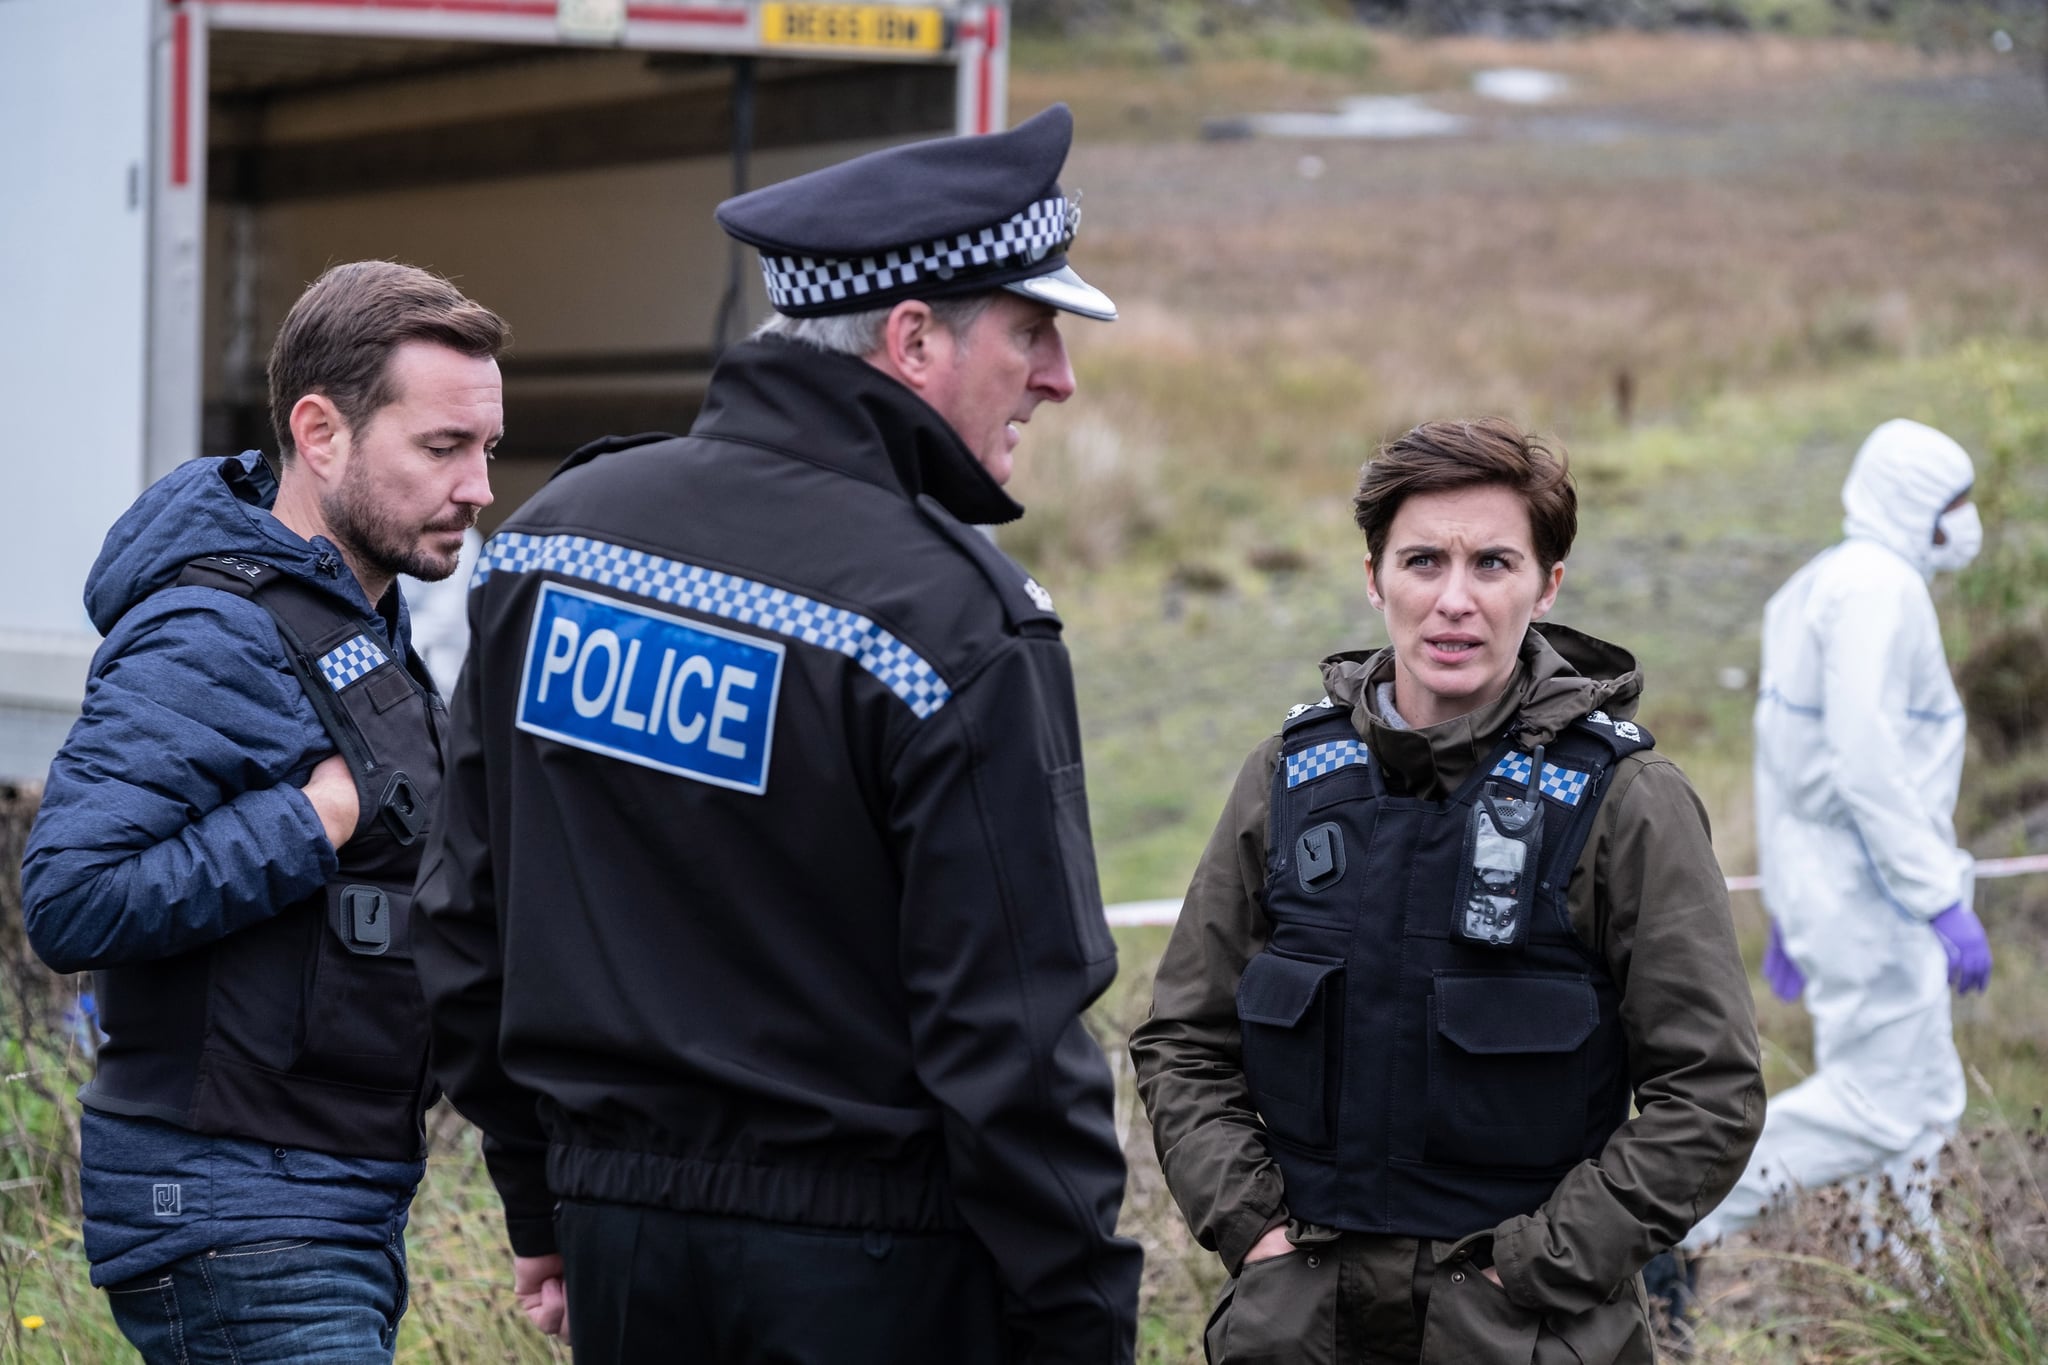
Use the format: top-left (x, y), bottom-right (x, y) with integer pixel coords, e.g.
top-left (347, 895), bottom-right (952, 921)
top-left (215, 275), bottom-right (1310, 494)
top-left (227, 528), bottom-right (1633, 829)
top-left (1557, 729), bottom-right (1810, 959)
top-left (82, 556), bottom-right (444, 1162)
top-left (1239, 700), bottom-right (1651, 1240)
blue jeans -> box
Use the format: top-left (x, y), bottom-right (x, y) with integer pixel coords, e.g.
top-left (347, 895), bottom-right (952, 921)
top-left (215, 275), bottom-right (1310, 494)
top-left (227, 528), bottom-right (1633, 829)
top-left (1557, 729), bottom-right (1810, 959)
top-left (103, 1236), bottom-right (408, 1364)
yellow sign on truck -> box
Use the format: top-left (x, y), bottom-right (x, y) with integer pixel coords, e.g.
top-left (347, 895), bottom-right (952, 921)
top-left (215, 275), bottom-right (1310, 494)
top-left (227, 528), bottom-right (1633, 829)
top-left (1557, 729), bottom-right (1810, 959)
top-left (761, 4), bottom-right (947, 53)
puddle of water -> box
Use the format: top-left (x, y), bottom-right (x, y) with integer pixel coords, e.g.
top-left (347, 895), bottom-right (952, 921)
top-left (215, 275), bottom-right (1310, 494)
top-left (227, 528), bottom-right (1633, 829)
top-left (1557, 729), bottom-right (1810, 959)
top-left (1224, 95), bottom-right (1469, 141)
top-left (1473, 67), bottom-right (1572, 104)
top-left (1205, 71), bottom-right (1574, 142)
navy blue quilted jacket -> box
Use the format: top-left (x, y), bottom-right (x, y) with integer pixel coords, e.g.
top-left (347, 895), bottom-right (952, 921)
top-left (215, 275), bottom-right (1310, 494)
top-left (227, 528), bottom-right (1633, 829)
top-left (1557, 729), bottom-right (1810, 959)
top-left (23, 451), bottom-right (404, 973)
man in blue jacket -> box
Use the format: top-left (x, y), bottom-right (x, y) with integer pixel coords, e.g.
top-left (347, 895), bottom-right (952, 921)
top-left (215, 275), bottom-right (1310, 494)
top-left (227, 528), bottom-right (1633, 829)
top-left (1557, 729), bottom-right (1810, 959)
top-left (23, 260), bottom-right (507, 1363)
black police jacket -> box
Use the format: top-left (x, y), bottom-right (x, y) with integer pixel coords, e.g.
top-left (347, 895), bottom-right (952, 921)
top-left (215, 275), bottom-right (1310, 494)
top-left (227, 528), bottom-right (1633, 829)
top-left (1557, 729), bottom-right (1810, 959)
top-left (414, 336), bottom-right (1141, 1361)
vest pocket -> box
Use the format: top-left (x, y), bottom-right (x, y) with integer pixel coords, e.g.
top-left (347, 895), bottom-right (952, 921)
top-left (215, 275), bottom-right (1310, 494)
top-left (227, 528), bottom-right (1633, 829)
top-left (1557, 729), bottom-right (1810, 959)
top-left (295, 884), bottom-right (430, 1091)
top-left (1424, 973), bottom-right (1597, 1172)
top-left (1238, 952), bottom-right (1345, 1149)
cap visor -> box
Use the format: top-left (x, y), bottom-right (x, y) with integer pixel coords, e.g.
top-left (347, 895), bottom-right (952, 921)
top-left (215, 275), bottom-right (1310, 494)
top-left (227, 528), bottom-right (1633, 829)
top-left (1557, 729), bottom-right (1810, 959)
top-left (1005, 265), bottom-right (1117, 322)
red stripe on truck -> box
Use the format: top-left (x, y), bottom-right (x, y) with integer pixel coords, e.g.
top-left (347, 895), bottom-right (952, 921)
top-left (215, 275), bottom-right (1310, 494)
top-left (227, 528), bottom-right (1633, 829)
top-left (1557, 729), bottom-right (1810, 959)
top-left (171, 8), bottom-right (191, 186)
top-left (199, 0), bottom-right (748, 20)
top-left (977, 6), bottom-right (998, 133)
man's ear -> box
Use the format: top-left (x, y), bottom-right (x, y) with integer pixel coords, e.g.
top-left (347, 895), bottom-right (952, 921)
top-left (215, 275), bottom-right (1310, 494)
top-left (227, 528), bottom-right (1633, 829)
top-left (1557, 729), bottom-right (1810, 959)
top-left (877, 301), bottom-right (945, 393)
top-left (288, 393), bottom-right (349, 477)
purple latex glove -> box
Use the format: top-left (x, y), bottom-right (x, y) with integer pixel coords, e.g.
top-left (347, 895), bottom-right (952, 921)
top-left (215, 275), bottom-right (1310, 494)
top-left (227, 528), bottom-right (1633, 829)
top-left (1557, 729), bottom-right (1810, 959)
top-left (1762, 920), bottom-right (1806, 1003)
top-left (1931, 903), bottom-right (1993, 994)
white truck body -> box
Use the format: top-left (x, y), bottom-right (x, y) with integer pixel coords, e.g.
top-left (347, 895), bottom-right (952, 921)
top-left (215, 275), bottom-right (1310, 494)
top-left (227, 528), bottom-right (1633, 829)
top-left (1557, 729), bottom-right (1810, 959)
top-left (0, 0), bottom-right (1010, 778)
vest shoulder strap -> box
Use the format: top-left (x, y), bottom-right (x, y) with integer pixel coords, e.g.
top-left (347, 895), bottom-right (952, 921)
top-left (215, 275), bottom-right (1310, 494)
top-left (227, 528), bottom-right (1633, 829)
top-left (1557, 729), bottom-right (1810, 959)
top-left (551, 431), bottom-right (680, 481)
top-left (180, 555), bottom-right (374, 651)
top-left (1281, 696), bottom-right (1345, 736)
top-left (1273, 701), bottom-right (1375, 799)
top-left (181, 554), bottom-right (283, 595)
top-left (1565, 709), bottom-right (1656, 761)
top-left (176, 558), bottom-right (428, 840)
top-left (915, 494), bottom-right (1061, 634)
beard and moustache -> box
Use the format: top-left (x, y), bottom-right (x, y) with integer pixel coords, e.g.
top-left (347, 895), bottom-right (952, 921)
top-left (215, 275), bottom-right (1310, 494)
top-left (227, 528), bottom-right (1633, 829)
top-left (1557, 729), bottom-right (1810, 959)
top-left (321, 451), bottom-right (479, 584)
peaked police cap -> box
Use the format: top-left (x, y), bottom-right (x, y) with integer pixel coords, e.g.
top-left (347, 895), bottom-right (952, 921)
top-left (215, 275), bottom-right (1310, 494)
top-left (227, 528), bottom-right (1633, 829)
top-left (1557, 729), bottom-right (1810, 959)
top-left (715, 104), bottom-right (1116, 322)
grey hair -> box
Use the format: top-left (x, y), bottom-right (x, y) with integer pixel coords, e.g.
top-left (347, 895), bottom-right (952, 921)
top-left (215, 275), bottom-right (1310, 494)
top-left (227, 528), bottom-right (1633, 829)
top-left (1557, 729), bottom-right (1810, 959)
top-left (753, 292), bottom-right (1000, 358)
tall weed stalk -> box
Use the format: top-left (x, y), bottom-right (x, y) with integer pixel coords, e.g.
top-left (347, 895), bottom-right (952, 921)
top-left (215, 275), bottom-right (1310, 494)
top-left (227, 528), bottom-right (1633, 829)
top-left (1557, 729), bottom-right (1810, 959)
top-left (1698, 1076), bottom-right (2048, 1364)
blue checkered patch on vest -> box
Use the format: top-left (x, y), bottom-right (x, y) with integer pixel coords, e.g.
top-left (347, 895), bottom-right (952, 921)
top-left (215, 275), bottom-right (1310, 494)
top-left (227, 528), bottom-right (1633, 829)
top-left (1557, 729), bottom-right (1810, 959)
top-left (1285, 739), bottom-right (1368, 789)
top-left (476, 532), bottom-right (952, 719)
top-left (1490, 751), bottom-right (1591, 806)
top-left (317, 634), bottom-right (389, 691)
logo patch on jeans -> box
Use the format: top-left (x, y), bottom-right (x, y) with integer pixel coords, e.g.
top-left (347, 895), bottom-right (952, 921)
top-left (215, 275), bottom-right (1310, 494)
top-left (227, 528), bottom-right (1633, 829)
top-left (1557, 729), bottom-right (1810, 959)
top-left (152, 1183), bottom-right (182, 1217)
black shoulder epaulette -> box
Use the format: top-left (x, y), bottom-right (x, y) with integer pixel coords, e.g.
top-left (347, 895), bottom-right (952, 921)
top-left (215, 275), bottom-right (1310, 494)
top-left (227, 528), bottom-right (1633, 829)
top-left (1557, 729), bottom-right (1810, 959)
top-left (181, 554), bottom-right (284, 594)
top-left (1282, 696), bottom-right (1342, 733)
top-left (914, 494), bottom-right (1061, 633)
top-left (551, 431), bottom-right (681, 482)
top-left (1569, 709), bottom-right (1656, 760)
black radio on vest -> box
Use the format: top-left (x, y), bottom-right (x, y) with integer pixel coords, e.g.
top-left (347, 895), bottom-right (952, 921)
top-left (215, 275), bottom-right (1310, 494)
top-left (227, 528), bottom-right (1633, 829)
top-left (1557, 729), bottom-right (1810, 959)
top-left (80, 556), bottom-right (443, 1162)
top-left (1453, 745), bottom-right (1546, 950)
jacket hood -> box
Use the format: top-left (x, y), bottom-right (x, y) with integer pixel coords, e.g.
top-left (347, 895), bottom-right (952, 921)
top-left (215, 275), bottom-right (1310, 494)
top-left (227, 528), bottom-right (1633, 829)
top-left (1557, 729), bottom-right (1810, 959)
top-left (691, 336), bottom-right (1027, 527)
top-left (1320, 623), bottom-right (1644, 798)
top-left (1841, 419), bottom-right (1974, 577)
top-left (84, 451), bottom-right (364, 637)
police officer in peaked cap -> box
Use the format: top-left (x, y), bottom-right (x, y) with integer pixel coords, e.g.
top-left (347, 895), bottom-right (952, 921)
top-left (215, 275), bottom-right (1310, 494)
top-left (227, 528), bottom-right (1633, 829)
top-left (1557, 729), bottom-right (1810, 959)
top-left (412, 104), bottom-right (1143, 1363)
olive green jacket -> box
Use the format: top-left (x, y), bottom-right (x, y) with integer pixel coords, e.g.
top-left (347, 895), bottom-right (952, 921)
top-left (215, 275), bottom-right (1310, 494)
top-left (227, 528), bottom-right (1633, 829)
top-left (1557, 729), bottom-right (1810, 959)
top-left (1131, 624), bottom-right (1765, 1317)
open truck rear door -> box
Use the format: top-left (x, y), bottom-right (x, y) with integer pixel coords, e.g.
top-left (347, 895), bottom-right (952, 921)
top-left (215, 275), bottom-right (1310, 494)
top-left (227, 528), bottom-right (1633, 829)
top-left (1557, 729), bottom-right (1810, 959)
top-left (0, 0), bottom-right (1011, 779)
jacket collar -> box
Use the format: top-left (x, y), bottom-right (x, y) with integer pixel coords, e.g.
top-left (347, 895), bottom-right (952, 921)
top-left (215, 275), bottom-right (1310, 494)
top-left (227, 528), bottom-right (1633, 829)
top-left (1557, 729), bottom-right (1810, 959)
top-left (1320, 623), bottom-right (1645, 799)
top-left (86, 449), bottom-right (397, 639)
top-left (691, 336), bottom-right (1026, 526)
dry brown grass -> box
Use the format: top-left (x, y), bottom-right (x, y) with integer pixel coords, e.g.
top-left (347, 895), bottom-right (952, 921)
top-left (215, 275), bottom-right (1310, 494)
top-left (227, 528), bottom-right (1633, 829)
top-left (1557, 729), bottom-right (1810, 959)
top-left (1015, 29), bottom-right (2004, 139)
top-left (1683, 1095), bottom-right (2048, 1362)
top-left (1006, 34), bottom-right (2048, 581)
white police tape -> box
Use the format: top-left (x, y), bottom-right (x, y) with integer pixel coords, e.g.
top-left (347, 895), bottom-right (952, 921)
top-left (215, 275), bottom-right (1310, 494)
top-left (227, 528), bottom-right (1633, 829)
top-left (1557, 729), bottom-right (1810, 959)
top-left (1102, 853), bottom-right (2048, 928)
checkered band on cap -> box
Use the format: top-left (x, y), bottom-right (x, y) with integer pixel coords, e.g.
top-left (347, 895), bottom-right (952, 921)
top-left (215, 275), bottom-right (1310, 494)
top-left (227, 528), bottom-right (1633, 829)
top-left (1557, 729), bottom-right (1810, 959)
top-left (318, 635), bottom-right (389, 691)
top-left (758, 196), bottom-right (1077, 311)
top-left (1490, 751), bottom-right (1592, 806)
top-left (1285, 739), bottom-right (1369, 789)
top-left (476, 533), bottom-right (951, 719)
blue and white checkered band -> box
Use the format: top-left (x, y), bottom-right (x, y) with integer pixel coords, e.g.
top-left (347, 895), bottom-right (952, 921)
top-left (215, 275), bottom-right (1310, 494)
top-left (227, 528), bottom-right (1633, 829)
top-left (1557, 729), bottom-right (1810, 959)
top-left (317, 634), bottom-right (389, 691)
top-left (1285, 740), bottom-right (1368, 789)
top-left (476, 533), bottom-right (952, 719)
top-left (758, 196), bottom-right (1078, 311)
top-left (1491, 751), bottom-right (1592, 806)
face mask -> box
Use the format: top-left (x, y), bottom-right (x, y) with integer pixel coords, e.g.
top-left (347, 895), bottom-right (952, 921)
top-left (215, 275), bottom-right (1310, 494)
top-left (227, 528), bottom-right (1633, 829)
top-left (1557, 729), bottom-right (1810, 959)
top-left (1928, 502), bottom-right (1982, 574)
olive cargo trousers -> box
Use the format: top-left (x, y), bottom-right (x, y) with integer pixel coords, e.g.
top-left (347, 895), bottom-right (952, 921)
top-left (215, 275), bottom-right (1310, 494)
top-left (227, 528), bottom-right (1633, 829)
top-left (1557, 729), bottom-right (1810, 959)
top-left (1204, 1230), bottom-right (1654, 1365)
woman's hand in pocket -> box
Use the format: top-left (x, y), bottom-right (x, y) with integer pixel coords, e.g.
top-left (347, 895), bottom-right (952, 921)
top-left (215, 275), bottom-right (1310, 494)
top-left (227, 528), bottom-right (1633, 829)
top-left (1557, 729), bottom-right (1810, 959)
top-left (1242, 1226), bottom-right (1294, 1266)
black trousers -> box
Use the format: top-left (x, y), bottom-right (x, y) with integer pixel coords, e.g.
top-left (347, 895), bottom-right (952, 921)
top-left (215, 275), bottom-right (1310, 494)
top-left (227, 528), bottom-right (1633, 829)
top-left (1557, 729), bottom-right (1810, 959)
top-left (556, 1200), bottom-right (1009, 1365)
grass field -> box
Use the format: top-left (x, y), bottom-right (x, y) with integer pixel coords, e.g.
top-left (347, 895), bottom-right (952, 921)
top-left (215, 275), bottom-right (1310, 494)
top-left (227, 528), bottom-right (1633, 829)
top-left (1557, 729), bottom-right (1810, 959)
top-left (1020, 27), bottom-right (2048, 1360)
top-left (6, 21), bottom-right (2048, 1363)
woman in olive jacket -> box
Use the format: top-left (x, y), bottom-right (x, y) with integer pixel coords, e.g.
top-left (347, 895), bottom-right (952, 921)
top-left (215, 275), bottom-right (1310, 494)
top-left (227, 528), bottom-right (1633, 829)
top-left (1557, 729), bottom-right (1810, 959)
top-left (1131, 419), bottom-right (1764, 1364)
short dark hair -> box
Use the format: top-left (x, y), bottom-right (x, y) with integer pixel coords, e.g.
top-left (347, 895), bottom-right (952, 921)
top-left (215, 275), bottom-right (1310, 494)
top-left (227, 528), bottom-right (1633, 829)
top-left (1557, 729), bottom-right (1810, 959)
top-left (267, 261), bottom-right (509, 461)
top-left (1353, 418), bottom-right (1577, 573)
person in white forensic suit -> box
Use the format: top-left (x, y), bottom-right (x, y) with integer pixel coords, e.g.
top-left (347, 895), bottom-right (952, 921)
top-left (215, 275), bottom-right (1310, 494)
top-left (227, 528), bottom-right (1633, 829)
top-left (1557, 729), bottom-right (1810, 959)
top-left (399, 526), bottom-right (481, 696)
top-left (1686, 418), bottom-right (1992, 1250)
